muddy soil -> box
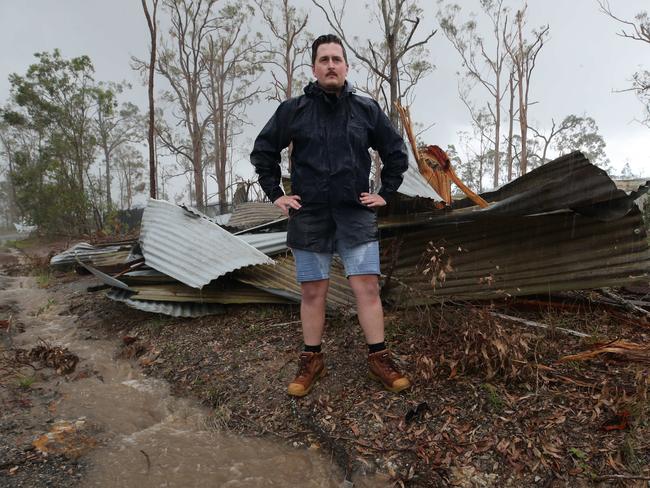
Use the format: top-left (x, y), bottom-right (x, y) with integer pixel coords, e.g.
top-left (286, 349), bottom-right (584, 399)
top-left (0, 243), bottom-right (375, 487)
top-left (2, 238), bottom-right (650, 487)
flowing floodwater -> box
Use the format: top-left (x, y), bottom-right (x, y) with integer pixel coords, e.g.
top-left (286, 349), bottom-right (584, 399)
top-left (0, 268), bottom-right (385, 488)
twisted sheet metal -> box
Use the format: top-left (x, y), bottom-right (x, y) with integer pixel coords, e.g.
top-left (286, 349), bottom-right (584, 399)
top-left (234, 254), bottom-right (356, 312)
top-left (127, 281), bottom-right (293, 304)
top-left (50, 242), bottom-right (133, 268)
top-left (237, 232), bottom-right (288, 255)
top-left (397, 159), bottom-right (443, 200)
top-left (381, 207), bottom-right (650, 304)
top-left (107, 289), bottom-right (225, 317)
top-left (227, 202), bottom-right (285, 230)
top-left (139, 199), bottom-right (273, 289)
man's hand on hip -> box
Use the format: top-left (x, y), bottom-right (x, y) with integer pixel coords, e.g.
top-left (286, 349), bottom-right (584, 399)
top-left (274, 195), bottom-right (302, 215)
top-left (360, 192), bottom-right (386, 208)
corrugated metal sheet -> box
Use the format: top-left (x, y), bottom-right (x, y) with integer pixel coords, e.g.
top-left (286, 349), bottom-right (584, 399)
top-left (76, 260), bottom-right (132, 291)
top-left (107, 289), bottom-right (225, 317)
top-left (457, 152), bottom-right (643, 221)
top-left (238, 232), bottom-right (288, 255)
top-left (397, 159), bottom-right (443, 200)
top-left (140, 199), bottom-right (273, 289)
top-left (121, 269), bottom-right (178, 284)
top-left (128, 280), bottom-right (293, 304)
top-left (227, 202), bottom-right (285, 230)
top-left (234, 255), bottom-right (356, 311)
top-left (213, 213), bottom-right (232, 226)
top-left (50, 242), bottom-right (132, 268)
top-left (381, 207), bottom-right (650, 304)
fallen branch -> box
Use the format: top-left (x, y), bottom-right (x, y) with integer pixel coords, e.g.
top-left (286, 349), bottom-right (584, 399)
top-left (489, 312), bottom-right (591, 338)
top-left (593, 474), bottom-right (650, 482)
top-left (559, 339), bottom-right (650, 364)
top-left (600, 288), bottom-right (650, 319)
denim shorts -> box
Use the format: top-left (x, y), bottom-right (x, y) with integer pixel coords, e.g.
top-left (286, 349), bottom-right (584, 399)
top-left (292, 240), bottom-right (380, 282)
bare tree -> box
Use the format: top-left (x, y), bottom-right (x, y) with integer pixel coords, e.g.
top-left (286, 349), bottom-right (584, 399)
top-left (202, 2), bottom-right (266, 213)
top-left (254, 0), bottom-right (310, 102)
top-left (504, 69), bottom-right (517, 181)
top-left (157, 0), bottom-right (217, 209)
top-left (94, 82), bottom-right (142, 212)
top-left (598, 1), bottom-right (650, 128)
top-left (311, 0), bottom-right (436, 126)
top-left (438, 0), bottom-right (514, 188)
top-left (528, 115), bottom-right (581, 166)
top-left (504, 6), bottom-right (548, 175)
top-left (141, 0), bottom-right (159, 199)
top-left (114, 144), bottom-right (146, 209)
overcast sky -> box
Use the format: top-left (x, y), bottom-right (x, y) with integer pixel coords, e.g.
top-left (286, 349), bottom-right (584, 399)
top-left (1, 0), bottom-right (648, 203)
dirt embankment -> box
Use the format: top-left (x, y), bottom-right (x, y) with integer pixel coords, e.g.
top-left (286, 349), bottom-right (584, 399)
top-left (2, 238), bottom-right (650, 487)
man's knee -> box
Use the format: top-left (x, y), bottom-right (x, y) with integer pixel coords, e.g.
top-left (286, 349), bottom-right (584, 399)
top-left (349, 275), bottom-right (380, 300)
top-left (301, 279), bottom-right (329, 304)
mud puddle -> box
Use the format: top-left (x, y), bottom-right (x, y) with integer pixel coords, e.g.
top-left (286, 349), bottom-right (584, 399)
top-left (1, 270), bottom-right (382, 487)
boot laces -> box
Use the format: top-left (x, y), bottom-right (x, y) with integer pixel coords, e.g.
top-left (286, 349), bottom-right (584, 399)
top-left (296, 354), bottom-right (312, 378)
top-left (378, 352), bottom-right (399, 377)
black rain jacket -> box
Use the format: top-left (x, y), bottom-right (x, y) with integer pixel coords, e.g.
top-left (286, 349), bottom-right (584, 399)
top-left (250, 81), bottom-right (408, 252)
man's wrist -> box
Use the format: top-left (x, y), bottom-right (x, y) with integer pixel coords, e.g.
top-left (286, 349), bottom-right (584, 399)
top-left (269, 187), bottom-right (285, 202)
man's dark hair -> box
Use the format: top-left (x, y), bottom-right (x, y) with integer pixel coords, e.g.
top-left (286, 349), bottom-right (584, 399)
top-left (311, 34), bottom-right (348, 65)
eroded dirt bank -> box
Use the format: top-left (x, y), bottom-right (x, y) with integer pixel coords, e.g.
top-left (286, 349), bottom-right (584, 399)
top-left (2, 238), bottom-right (650, 487)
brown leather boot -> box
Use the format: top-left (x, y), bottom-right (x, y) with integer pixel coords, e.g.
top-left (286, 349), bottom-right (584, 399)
top-left (368, 349), bottom-right (411, 393)
top-left (287, 352), bottom-right (326, 397)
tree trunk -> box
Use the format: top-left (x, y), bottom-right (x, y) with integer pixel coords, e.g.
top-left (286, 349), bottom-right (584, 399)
top-left (103, 144), bottom-right (112, 211)
top-left (506, 73), bottom-right (515, 181)
top-left (493, 79), bottom-right (501, 188)
top-left (142, 0), bottom-right (158, 199)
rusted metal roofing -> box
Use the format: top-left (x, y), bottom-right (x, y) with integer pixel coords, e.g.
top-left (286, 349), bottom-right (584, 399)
top-left (227, 202), bottom-right (285, 230)
top-left (107, 289), bottom-right (225, 317)
top-left (381, 206), bottom-right (650, 304)
top-left (128, 280), bottom-right (293, 304)
top-left (139, 199), bottom-right (273, 289)
top-left (234, 254), bottom-right (356, 311)
top-left (457, 152), bottom-right (642, 221)
top-left (50, 242), bottom-right (132, 268)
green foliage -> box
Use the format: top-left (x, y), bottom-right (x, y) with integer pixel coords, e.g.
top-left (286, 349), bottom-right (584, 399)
top-left (482, 383), bottom-right (504, 412)
top-left (553, 115), bottom-right (610, 171)
top-left (17, 375), bottom-right (36, 389)
top-left (36, 271), bottom-right (51, 288)
top-left (6, 49), bottom-right (99, 234)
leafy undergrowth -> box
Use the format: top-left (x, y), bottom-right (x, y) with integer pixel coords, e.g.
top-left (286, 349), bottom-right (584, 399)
top-left (67, 285), bottom-right (650, 488)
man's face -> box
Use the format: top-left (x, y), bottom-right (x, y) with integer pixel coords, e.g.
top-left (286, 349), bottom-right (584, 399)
top-left (312, 43), bottom-right (348, 93)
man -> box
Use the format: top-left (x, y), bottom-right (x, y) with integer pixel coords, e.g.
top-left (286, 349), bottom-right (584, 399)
top-left (251, 34), bottom-right (410, 397)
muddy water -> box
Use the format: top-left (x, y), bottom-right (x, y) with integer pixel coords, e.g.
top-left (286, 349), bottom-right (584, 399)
top-left (1, 271), bottom-right (383, 488)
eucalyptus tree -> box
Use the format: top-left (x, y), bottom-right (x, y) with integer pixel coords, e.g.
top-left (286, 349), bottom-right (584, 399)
top-left (202, 2), bottom-right (266, 212)
top-left (598, 1), bottom-right (650, 128)
top-left (7, 50), bottom-right (99, 232)
top-left (504, 7), bottom-right (548, 175)
top-left (141, 0), bottom-right (160, 198)
top-left (552, 115), bottom-right (610, 172)
top-left (254, 0), bottom-right (310, 102)
top-left (114, 144), bottom-right (146, 209)
top-left (94, 82), bottom-right (142, 212)
top-left (312, 0), bottom-right (436, 127)
top-left (156, 0), bottom-right (218, 209)
top-left (437, 0), bottom-right (514, 188)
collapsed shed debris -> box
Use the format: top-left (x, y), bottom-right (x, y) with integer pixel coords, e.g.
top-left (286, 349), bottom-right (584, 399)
top-left (50, 151), bottom-right (649, 318)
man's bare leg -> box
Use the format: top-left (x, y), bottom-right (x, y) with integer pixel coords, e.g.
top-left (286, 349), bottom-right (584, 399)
top-left (348, 274), bottom-right (384, 344)
top-left (300, 279), bottom-right (329, 345)
top-left (287, 279), bottom-right (330, 397)
top-left (349, 274), bottom-right (410, 392)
